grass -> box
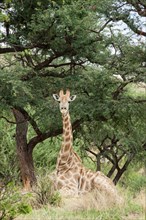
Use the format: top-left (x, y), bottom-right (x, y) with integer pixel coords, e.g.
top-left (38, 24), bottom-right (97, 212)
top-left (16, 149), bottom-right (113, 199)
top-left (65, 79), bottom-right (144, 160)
top-left (14, 161), bottom-right (146, 220)
top-left (16, 184), bottom-right (145, 220)
top-left (16, 200), bottom-right (145, 220)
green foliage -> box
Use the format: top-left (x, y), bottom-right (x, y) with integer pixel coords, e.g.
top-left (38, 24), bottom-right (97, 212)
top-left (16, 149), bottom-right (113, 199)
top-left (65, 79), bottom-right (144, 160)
top-left (50, 191), bottom-right (62, 206)
top-left (18, 203), bottom-right (32, 215)
top-left (12, 200), bottom-right (144, 220)
top-left (0, 182), bottom-right (32, 220)
top-left (125, 83), bottom-right (146, 99)
top-left (0, 1), bottom-right (145, 220)
top-left (32, 174), bottom-right (62, 208)
top-left (0, 0), bottom-right (146, 191)
top-left (121, 166), bottom-right (146, 195)
top-left (128, 174), bottom-right (146, 194)
top-left (33, 138), bottom-right (60, 171)
top-left (0, 114), bottom-right (19, 183)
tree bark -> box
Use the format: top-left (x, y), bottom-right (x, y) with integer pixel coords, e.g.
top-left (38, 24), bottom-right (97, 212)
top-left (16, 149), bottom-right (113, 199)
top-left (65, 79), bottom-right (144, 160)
top-left (12, 108), bottom-right (36, 191)
top-left (107, 164), bottom-right (116, 178)
top-left (113, 153), bottom-right (135, 185)
top-left (96, 154), bottom-right (101, 171)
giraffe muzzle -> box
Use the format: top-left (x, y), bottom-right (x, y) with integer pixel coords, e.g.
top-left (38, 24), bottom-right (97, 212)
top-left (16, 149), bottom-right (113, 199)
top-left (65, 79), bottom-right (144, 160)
top-left (60, 107), bottom-right (68, 114)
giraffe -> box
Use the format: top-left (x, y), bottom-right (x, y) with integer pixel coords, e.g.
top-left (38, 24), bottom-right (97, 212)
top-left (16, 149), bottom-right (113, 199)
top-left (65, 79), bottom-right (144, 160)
top-left (53, 90), bottom-right (119, 199)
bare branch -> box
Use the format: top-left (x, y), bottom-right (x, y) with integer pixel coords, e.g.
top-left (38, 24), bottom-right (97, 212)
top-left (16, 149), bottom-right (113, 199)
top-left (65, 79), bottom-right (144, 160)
top-left (89, 19), bottom-right (112, 34)
top-left (85, 148), bottom-right (97, 157)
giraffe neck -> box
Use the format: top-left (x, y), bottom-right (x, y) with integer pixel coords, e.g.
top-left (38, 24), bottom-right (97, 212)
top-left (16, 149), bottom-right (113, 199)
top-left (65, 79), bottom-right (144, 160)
top-left (56, 112), bottom-right (73, 173)
top-left (62, 112), bottom-right (73, 150)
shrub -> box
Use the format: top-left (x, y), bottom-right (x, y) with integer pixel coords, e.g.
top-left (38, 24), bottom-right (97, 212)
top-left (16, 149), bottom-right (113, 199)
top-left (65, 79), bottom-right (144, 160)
top-left (0, 182), bottom-right (31, 220)
top-left (31, 174), bottom-right (62, 208)
top-left (50, 191), bottom-right (62, 206)
top-left (128, 174), bottom-right (146, 194)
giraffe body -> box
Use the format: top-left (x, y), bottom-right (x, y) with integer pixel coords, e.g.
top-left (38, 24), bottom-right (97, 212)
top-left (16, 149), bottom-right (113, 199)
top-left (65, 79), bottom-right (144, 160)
top-left (53, 90), bottom-right (118, 198)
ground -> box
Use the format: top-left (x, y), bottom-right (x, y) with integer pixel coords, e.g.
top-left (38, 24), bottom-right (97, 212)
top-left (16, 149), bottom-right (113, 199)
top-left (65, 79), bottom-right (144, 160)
top-left (16, 188), bottom-right (145, 220)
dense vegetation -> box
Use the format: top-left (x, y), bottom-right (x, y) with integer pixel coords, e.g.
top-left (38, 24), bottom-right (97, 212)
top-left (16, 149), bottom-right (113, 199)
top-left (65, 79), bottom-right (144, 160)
top-left (0, 0), bottom-right (146, 219)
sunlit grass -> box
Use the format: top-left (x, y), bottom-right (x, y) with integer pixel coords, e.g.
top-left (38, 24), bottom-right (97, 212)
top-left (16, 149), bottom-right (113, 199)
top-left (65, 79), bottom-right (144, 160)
top-left (16, 184), bottom-right (145, 220)
top-left (17, 199), bottom-right (144, 220)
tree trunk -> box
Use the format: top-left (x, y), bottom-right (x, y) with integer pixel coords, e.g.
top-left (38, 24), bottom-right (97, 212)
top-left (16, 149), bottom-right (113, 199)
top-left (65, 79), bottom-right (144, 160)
top-left (12, 108), bottom-right (36, 191)
top-left (107, 164), bottom-right (116, 178)
top-left (113, 153), bottom-right (135, 185)
top-left (96, 154), bottom-right (101, 171)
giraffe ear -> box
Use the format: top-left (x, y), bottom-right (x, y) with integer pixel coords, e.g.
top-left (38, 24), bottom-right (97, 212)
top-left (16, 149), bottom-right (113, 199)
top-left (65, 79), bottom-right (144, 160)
top-left (69, 95), bottom-right (76, 102)
top-left (53, 94), bottom-right (60, 101)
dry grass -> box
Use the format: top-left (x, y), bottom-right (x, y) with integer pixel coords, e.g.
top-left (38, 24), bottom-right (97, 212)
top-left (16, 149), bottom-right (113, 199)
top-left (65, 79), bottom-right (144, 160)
top-left (16, 186), bottom-right (146, 220)
top-left (15, 167), bottom-right (145, 220)
top-left (134, 189), bottom-right (146, 211)
top-left (62, 188), bottom-right (123, 211)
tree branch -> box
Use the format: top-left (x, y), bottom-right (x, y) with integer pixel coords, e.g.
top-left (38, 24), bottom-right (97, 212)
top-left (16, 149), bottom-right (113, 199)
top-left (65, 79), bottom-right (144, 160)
top-left (120, 14), bottom-right (146, 37)
top-left (89, 19), bottom-right (112, 34)
top-left (126, 0), bottom-right (146, 17)
top-left (112, 81), bottom-right (131, 100)
top-left (27, 118), bottom-right (83, 150)
top-left (33, 49), bottom-right (75, 71)
top-left (85, 148), bottom-right (97, 157)
top-left (0, 46), bottom-right (30, 54)
top-left (0, 116), bottom-right (25, 124)
top-left (21, 69), bottom-right (69, 81)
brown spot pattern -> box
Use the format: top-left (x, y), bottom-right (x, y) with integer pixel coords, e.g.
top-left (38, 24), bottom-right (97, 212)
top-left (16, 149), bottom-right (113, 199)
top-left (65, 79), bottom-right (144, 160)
top-left (65, 136), bottom-right (71, 142)
top-left (65, 131), bottom-right (70, 136)
top-left (64, 116), bottom-right (68, 122)
top-left (65, 122), bottom-right (69, 128)
top-left (64, 143), bottom-right (70, 151)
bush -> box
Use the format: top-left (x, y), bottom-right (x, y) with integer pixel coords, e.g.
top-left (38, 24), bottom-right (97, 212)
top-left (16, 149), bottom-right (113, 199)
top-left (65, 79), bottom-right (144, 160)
top-left (31, 174), bottom-right (62, 208)
top-left (128, 174), bottom-right (146, 194)
top-left (0, 182), bottom-right (32, 220)
top-left (33, 139), bottom-right (60, 172)
top-left (120, 166), bottom-right (146, 195)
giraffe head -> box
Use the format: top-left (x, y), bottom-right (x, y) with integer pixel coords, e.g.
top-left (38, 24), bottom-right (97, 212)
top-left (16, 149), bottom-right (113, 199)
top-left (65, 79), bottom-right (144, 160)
top-left (53, 90), bottom-right (76, 115)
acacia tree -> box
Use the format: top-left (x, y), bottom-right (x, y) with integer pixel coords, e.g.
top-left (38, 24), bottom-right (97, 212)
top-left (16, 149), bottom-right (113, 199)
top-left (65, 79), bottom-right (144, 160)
top-left (0, 0), bottom-right (146, 189)
top-left (1, 0), bottom-right (109, 189)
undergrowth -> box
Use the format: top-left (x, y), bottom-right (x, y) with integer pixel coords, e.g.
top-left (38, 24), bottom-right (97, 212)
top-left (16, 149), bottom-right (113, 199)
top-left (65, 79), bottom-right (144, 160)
top-left (16, 165), bottom-right (145, 220)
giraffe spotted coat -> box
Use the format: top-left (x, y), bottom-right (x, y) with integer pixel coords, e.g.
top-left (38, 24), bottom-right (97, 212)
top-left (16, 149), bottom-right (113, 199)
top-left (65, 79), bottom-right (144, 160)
top-left (53, 90), bottom-right (118, 198)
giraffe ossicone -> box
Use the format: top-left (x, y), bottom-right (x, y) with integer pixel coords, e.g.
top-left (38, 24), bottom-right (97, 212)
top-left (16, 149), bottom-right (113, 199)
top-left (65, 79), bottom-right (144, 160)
top-left (53, 89), bottom-right (119, 200)
top-left (53, 89), bottom-right (76, 115)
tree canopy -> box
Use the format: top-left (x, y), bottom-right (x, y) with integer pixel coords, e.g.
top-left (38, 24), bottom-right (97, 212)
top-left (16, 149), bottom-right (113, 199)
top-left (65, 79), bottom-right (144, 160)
top-left (0, 0), bottom-right (146, 186)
